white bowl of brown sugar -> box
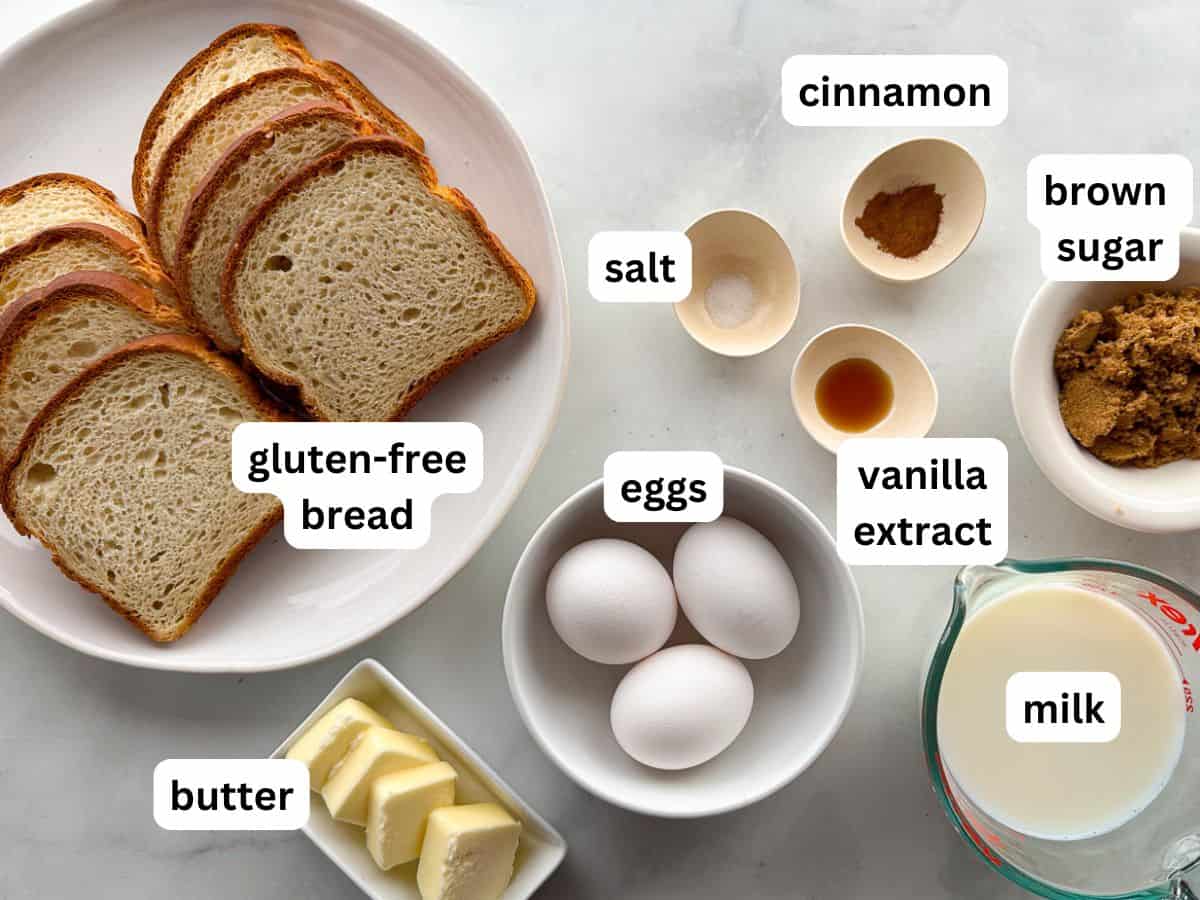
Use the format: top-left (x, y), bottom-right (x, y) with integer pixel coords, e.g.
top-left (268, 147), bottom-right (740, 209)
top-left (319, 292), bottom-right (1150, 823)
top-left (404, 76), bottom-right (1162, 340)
top-left (1012, 227), bottom-right (1200, 533)
top-left (841, 138), bottom-right (986, 283)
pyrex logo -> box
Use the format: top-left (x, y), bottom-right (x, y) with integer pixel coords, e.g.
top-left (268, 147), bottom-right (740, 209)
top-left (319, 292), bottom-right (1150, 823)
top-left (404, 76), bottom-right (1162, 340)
top-left (1139, 590), bottom-right (1196, 713)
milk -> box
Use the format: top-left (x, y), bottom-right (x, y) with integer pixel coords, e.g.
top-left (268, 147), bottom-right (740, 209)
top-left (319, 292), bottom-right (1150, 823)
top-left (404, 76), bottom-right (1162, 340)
top-left (937, 584), bottom-right (1186, 840)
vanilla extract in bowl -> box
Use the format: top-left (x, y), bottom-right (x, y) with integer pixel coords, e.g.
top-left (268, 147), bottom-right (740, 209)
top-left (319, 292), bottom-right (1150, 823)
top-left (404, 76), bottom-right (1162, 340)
top-left (815, 357), bottom-right (894, 433)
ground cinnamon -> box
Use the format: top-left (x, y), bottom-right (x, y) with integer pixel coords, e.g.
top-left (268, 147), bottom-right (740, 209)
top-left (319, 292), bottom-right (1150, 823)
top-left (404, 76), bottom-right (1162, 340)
top-left (855, 183), bottom-right (943, 258)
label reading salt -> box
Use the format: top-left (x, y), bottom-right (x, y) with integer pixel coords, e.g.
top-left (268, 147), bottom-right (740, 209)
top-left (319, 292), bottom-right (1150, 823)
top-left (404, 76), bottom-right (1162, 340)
top-left (588, 231), bottom-right (692, 303)
top-left (232, 422), bottom-right (482, 550)
top-left (153, 759), bottom-right (309, 831)
top-left (836, 438), bottom-right (1008, 566)
top-left (1027, 154), bottom-right (1193, 281)
top-left (781, 55), bottom-right (1008, 127)
top-left (603, 451), bottom-right (723, 522)
top-left (1006, 672), bottom-right (1122, 744)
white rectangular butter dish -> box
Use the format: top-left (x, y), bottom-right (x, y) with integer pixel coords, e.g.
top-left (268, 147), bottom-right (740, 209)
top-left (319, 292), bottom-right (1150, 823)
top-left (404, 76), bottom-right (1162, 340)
top-left (271, 658), bottom-right (566, 899)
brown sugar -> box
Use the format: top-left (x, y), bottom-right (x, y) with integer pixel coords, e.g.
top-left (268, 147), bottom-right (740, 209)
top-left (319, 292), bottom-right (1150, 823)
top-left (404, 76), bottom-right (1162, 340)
top-left (1054, 288), bottom-right (1200, 468)
top-left (854, 183), bottom-right (943, 258)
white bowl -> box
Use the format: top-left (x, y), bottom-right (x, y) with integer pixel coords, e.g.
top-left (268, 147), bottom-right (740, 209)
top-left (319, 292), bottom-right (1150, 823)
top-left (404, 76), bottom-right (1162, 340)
top-left (270, 659), bottom-right (566, 900)
top-left (791, 324), bottom-right (939, 453)
top-left (502, 467), bottom-right (864, 818)
top-left (1011, 227), bottom-right (1200, 533)
top-left (674, 209), bottom-right (800, 357)
top-left (841, 138), bottom-right (986, 283)
top-left (0, 0), bottom-right (569, 671)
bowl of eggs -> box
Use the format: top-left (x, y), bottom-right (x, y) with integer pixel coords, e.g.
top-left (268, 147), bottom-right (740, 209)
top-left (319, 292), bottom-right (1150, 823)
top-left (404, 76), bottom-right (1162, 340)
top-left (501, 467), bottom-right (864, 818)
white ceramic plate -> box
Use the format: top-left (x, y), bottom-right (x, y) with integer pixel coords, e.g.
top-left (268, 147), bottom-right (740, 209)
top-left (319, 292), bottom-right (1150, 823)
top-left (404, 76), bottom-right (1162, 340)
top-left (0, 0), bottom-right (568, 670)
top-left (1011, 228), bottom-right (1200, 533)
top-left (271, 659), bottom-right (566, 900)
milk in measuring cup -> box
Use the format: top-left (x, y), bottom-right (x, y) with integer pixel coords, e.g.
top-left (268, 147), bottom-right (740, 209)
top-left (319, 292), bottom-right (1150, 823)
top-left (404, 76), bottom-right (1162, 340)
top-left (937, 584), bottom-right (1186, 840)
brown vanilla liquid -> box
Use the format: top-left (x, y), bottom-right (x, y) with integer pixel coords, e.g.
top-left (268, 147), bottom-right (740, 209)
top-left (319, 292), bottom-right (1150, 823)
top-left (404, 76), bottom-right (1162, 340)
top-left (815, 357), bottom-right (894, 433)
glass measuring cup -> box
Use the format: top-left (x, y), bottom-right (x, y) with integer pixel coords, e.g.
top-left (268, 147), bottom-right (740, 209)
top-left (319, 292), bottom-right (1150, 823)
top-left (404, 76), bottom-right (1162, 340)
top-left (922, 559), bottom-right (1200, 899)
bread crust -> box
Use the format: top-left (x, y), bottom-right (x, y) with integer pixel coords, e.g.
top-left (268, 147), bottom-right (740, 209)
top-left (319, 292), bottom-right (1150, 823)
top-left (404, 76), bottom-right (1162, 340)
top-left (132, 23), bottom-right (311, 215)
top-left (0, 222), bottom-right (178, 310)
top-left (0, 333), bottom-right (286, 642)
top-left (314, 60), bottom-right (424, 153)
top-left (174, 100), bottom-right (372, 338)
top-left (0, 173), bottom-right (149, 251)
top-left (221, 135), bottom-right (538, 422)
top-left (145, 66), bottom-right (355, 263)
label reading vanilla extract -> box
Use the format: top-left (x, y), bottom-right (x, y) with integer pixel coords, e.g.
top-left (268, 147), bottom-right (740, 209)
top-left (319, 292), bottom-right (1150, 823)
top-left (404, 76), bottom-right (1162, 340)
top-left (781, 55), bottom-right (1008, 127)
top-left (836, 438), bottom-right (1008, 566)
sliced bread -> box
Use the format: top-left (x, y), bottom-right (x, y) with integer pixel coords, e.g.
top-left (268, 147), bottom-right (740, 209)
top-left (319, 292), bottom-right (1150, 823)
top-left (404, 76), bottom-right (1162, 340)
top-left (176, 101), bottom-right (371, 349)
top-left (148, 68), bottom-right (351, 267)
top-left (0, 272), bottom-right (190, 462)
top-left (132, 23), bottom-right (311, 214)
top-left (1, 334), bottom-right (285, 642)
top-left (0, 173), bottom-right (147, 254)
top-left (223, 136), bottom-right (537, 421)
top-left (0, 223), bottom-right (178, 311)
top-left (313, 60), bottom-right (422, 151)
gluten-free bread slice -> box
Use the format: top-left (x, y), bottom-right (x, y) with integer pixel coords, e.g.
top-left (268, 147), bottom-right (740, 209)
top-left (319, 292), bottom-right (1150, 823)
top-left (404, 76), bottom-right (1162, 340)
top-left (0, 223), bottom-right (178, 311)
top-left (176, 101), bottom-right (371, 349)
top-left (0, 174), bottom-right (148, 254)
top-left (223, 136), bottom-right (537, 421)
top-left (1, 334), bottom-right (285, 642)
top-left (132, 23), bottom-right (311, 214)
top-left (0, 272), bottom-right (190, 462)
top-left (133, 23), bottom-right (423, 216)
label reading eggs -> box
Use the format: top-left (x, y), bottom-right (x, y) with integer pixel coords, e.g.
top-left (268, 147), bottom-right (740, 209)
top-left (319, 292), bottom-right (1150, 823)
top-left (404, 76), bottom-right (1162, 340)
top-left (1027, 154), bottom-right (1193, 280)
top-left (836, 438), bottom-right (1008, 566)
top-left (603, 451), bottom-right (723, 522)
top-left (232, 422), bottom-right (482, 549)
top-left (588, 231), bottom-right (692, 302)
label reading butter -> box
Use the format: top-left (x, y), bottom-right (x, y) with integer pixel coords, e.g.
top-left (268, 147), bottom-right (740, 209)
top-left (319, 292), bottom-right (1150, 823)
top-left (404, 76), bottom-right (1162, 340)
top-left (588, 231), bottom-right (692, 302)
top-left (153, 759), bottom-right (309, 831)
top-left (1027, 154), bottom-right (1193, 281)
top-left (232, 422), bottom-right (482, 550)
top-left (603, 451), bottom-right (723, 522)
top-left (836, 438), bottom-right (1008, 566)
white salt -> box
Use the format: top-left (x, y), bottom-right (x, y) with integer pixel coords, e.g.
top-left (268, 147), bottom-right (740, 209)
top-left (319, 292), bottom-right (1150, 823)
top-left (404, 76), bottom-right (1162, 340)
top-left (704, 273), bottom-right (756, 329)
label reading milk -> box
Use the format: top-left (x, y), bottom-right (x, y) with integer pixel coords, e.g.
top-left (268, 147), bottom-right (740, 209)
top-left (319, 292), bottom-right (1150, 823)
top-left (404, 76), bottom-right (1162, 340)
top-left (588, 231), bottom-right (692, 302)
top-left (603, 451), bottom-right (723, 522)
top-left (781, 55), bottom-right (1008, 126)
top-left (836, 438), bottom-right (1008, 566)
top-left (1006, 672), bottom-right (1122, 743)
top-left (153, 759), bottom-right (309, 831)
top-left (1027, 154), bottom-right (1193, 280)
top-left (232, 422), bottom-right (482, 550)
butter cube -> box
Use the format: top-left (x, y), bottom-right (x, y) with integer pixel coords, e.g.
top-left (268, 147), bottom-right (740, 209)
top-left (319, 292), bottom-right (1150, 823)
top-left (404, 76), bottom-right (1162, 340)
top-left (417, 803), bottom-right (521, 900)
top-left (286, 698), bottom-right (392, 791)
top-left (366, 761), bottom-right (457, 870)
top-left (322, 727), bottom-right (439, 826)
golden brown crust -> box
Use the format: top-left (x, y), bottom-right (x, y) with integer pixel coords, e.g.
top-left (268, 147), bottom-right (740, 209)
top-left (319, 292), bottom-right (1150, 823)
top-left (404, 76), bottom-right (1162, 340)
top-left (314, 60), bottom-right (424, 153)
top-left (132, 23), bottom-right (311, 215)
top-left (0, 333), bottom-right (287, 642)
top-left (145, 66), bottom-right (353, 263)
top-left (174, 100), bottom-right (372, 329)
top-left (221, 135), bottom-right (538, 421)
top-left (0, 173), bottom-right (149, 251)
top-left (0, 222), bottom-right (178, 310)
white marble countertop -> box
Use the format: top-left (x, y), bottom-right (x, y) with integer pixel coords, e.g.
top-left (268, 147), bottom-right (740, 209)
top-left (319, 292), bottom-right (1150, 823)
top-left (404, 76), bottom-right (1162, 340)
top-left (2, 1), bottom-right (1198, 897)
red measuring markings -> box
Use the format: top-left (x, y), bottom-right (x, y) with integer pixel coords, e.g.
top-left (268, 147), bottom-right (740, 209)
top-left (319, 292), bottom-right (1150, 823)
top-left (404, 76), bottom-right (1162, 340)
top-left (1138, 590), bottom-right (1200, 652)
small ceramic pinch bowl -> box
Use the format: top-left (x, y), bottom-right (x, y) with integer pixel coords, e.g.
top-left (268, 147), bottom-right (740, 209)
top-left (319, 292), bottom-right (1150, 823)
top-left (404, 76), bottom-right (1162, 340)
top-left (1011, 227), bottom-right (1200, 533)
top-left (841, 137), bottom-right (986, 282)
top-left (674, 209), bottom-right (800, 356)
top-left (271, 659), bottom-right (566, 900)
top-left (791, 324), bottom-right (939, 453)
top-left (502, 466), bottom-right (864, 818)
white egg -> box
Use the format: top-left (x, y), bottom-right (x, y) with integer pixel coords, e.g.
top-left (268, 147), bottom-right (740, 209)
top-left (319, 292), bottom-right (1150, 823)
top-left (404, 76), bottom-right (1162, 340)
top-left (546, 538), bottom-right (677, 664)
top-left (672, 516), bottom-right (800, 659)
top-left (610, 644), bottom-right (753, 770)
